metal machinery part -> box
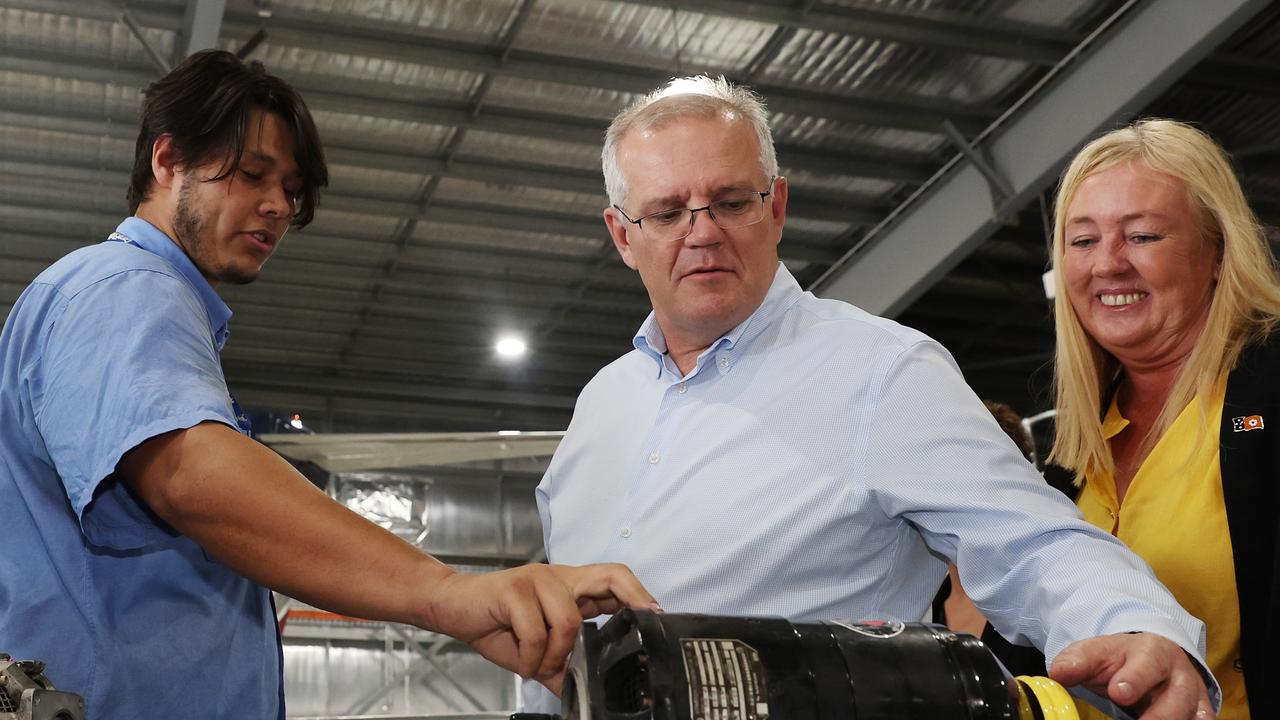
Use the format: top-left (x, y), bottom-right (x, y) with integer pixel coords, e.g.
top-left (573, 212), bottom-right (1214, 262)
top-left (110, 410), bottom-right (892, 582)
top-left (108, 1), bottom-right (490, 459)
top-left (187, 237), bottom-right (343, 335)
top-left (0, 655), bottom-right (85, 720)
top-left (553, 610), bottom-right (1077, 720)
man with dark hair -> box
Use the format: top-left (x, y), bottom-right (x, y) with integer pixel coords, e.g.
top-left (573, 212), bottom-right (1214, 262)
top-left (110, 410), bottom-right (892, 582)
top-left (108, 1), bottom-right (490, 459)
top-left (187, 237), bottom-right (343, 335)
top-left (0, 50), bottom-right (654, 718)
top-left (124, 48), bottom-right (327, 230)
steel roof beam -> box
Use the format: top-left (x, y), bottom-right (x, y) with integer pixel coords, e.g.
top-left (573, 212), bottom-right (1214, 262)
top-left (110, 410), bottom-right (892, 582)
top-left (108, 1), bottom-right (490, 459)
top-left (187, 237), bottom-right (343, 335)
top-left (326, 146), bottom-right (602, 195)
top-left (13, 0), bottom-right (995, 134)
top-left (0, 102), bottom-right (930, 195)
top-left (310, 89), bottom-right (939, 182)
top-left (812, 0), bottom-right (1270, 317)
top-left (0, 63), bottom-right (937, 184)
top-left (119, 8), bottom-right (171, 75)
top-left (612, 0), bottom-right (1074, 64)
top-left (203, 7), bottom-right (995, 135)
top-left (174, 0), bottom-right (226, 63)
top-left (0, 0), bottom-right (180, 26)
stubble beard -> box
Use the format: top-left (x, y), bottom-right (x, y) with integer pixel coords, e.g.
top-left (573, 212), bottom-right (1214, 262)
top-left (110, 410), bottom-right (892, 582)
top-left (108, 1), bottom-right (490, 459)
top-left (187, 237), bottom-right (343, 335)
top-left (173, 175), bottom-right (260, 286)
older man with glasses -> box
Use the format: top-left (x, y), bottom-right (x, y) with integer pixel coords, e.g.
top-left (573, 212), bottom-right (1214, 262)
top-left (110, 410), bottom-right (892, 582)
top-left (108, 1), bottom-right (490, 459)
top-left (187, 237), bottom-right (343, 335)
top-left (525, 76), bottom-right (1220, 720)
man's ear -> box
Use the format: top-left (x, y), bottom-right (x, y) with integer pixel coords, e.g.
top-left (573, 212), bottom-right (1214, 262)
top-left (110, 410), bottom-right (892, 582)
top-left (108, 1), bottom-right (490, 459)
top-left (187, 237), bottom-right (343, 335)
top-left (603, 206), bottom-right (638, 270)
top-left (769, 176), bottom-right (788, 247)
top-left (150, 134), bottom-right (182, 192)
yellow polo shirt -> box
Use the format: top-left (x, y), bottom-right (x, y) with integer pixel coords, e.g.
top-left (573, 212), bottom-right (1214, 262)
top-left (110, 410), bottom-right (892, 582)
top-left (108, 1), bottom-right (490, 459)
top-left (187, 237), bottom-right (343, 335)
top-left (1074, 378), bottom-right (1248, 719)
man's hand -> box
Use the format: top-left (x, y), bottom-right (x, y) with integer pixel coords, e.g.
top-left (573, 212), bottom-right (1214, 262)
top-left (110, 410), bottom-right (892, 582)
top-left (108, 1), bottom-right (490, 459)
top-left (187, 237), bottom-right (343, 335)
top-left (1050, 633), bottom-right (1215, 720)
top-left (425, 563), bottom-right (659, 695)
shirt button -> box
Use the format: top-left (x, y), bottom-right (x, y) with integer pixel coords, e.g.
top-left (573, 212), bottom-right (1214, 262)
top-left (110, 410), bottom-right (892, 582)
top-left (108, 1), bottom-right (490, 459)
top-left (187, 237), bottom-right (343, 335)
top-left (718, 357), bottom-right (731, 369)
top-left (677, 382), bottom-right (688, 394)
top-left (648, 452), bottom-right (661, 464)
top-left (620, 526), bottom-right (632, 538)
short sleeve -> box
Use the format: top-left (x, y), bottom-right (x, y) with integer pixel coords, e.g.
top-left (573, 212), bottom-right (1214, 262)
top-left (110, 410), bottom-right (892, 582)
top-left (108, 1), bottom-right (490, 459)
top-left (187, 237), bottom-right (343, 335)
top-left (32, 269), bottom-right (240, 550)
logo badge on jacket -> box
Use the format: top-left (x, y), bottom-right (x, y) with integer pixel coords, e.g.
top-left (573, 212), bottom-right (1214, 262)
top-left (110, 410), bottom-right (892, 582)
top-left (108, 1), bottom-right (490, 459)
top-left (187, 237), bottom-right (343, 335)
top-left (1231, 414), bottom-right (1264, 432)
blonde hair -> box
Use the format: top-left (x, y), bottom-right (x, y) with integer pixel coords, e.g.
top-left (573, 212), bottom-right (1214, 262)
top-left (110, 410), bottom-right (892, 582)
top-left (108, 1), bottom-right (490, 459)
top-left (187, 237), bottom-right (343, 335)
top-left (1049, 118), bottom-right (1280, 478)
top-left (602, 75), bottom-right (777, 208)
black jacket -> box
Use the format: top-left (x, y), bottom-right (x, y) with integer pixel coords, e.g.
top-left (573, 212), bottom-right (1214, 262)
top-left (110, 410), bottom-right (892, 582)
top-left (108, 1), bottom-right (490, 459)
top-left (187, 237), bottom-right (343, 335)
top-left (1219, 333), bottom-right (1280, 717)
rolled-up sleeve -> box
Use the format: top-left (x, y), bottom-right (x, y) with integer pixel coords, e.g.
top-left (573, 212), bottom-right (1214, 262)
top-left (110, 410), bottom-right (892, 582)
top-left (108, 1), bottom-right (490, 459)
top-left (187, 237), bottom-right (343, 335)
top-left (31, 269), bottom-right (239, 551)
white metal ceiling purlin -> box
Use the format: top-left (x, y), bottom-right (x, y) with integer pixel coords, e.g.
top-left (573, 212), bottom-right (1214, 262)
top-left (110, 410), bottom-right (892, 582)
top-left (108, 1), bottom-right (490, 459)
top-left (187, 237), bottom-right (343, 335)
top-left (0, 0), bottom-right (1183, 431)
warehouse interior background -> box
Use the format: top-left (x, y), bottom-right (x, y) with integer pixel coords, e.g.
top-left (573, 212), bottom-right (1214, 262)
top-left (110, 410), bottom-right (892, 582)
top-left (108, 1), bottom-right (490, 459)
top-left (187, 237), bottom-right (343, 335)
top-left (2, 0), bottom-right (1278, 717)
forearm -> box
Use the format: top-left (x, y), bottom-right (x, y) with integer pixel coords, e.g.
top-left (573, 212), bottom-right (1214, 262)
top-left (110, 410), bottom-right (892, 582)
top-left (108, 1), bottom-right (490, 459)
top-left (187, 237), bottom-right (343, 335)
top-left (120, 421), bottom-right (451, 628)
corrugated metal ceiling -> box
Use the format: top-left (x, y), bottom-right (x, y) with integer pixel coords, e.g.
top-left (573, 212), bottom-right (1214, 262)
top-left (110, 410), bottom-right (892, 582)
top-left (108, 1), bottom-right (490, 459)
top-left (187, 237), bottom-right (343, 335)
top-left (1, 0), bottom-right (1277, 435)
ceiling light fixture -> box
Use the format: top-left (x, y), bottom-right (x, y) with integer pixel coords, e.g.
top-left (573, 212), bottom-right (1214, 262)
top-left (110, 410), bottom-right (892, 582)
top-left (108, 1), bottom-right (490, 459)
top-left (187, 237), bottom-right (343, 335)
top-left (495, 336), bottom-right (527, 359)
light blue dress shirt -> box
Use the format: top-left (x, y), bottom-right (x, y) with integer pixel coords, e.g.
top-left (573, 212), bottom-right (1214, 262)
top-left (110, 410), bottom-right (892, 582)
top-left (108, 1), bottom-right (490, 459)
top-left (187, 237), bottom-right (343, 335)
top-left (526, 263), bottom-right (1210, 713)
top-left (0, 217), bottom-right (281, 718)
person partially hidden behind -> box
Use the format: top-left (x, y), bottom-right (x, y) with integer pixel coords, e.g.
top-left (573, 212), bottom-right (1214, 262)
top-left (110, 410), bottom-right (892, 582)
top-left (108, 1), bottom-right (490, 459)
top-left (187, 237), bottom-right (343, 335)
top-left (933, 401), bottom-right (1072, 680)
top-left (525, 76), bottom-right (1220, 720)
top-left (0, 50), bottom-right (656, 718)
top-left (1048, 118), bottom-right (1280, 719)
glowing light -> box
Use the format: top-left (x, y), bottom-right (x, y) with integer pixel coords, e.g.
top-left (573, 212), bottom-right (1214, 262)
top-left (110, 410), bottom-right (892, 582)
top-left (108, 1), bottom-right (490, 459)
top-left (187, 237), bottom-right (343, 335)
top-left (497, 430), bottom-right (522, 436)
top-left (495, 336), bottom-right (527, 359)
top-left (289, 413), bottom-right (304, 430)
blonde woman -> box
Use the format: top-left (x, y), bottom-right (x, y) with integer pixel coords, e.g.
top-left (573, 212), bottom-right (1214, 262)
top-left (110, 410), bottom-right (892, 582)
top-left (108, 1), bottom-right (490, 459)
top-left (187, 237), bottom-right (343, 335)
top-left (1050, 118), bottom-right (1280, 719)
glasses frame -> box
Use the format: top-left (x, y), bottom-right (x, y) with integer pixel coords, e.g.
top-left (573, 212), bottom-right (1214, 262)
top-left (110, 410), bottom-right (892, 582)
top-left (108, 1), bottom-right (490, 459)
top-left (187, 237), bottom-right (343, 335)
top-left (613, 177), bottom-right (777, 243)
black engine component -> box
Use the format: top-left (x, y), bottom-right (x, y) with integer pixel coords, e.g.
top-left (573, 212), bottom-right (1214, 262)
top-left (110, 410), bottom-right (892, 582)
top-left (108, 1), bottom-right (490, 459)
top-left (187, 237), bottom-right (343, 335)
top-left (555, 610), bottom-right (1074, 720)
top-left (0, 655), bottom-right (85, 720)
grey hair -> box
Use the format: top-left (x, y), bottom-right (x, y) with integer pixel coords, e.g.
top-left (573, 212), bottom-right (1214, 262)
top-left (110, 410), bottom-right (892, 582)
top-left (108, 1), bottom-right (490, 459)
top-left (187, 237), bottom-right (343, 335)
top-left (602, 75), bottom-right (777, 208)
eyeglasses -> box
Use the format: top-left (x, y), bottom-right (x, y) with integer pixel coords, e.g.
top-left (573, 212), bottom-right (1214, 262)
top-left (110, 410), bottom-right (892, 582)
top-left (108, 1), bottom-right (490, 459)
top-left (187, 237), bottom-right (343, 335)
top-left (614, 180), bottom-right (775, 243)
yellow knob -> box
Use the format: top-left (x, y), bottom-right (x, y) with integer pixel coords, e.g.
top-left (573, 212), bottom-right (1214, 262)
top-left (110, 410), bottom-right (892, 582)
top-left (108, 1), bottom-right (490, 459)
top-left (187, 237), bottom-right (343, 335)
top-left (1016, 675), bottom-right (1079, 720)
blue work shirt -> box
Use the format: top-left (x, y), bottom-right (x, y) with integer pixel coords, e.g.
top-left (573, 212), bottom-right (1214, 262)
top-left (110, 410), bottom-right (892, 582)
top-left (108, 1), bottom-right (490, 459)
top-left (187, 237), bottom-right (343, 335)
top-left (0, 217), bottom-right (282, 717)
top-left (525, 262), bottom-right (1214, 713)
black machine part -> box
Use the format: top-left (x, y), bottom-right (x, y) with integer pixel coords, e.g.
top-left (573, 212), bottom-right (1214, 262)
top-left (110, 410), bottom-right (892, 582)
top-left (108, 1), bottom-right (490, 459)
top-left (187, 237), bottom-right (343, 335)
top-left (0, 655), bottom-right (85, 720)
top-left (547, 609), bottom-right (1063, 720)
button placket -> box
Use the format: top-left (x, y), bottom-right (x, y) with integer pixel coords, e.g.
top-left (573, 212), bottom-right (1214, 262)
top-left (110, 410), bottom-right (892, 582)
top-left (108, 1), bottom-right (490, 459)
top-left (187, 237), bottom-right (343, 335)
top-left (616, 374), bottom-right (685, 552)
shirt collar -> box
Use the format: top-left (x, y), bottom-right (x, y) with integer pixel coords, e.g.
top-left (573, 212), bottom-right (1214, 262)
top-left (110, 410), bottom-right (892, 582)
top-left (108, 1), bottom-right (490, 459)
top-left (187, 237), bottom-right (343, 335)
top-left (633, 262), bottom-right (803, 377)
top-left (110, 216), bottom-right (234, 350)
top-left (1101, 398), bottom-right (1128, 441)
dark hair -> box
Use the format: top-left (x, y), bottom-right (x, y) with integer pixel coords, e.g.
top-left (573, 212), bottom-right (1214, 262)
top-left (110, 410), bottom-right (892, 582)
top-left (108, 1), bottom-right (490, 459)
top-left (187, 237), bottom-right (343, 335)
top-left (127, 49), bottom-right (328, 228)
top-left (982, 400), bottom-right (1035, 462)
